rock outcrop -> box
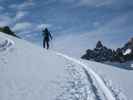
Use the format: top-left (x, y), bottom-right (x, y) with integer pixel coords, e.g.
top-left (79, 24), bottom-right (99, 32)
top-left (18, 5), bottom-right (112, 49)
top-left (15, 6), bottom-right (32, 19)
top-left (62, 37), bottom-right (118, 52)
top-left (0, 26), bottom-right (20, 38)
top-left (81, 39), bottom-right (133, 63)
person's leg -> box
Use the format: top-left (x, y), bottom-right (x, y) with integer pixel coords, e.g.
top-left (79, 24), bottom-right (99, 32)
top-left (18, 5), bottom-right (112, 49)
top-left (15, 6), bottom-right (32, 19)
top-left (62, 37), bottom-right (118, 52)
top-left (43, 40), bottom-right (45, 48)
top-left (46, 41), bottom-right (49, 49)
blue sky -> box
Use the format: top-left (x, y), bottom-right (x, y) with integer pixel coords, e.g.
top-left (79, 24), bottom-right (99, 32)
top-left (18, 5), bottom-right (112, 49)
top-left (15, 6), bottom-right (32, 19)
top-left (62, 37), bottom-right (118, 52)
top-left (0, 0), bottom-right (133, 47)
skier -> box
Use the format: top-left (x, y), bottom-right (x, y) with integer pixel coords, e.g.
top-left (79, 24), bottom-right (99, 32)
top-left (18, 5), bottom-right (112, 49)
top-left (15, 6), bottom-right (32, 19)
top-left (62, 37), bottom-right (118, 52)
top-left (42, 28), bottom-right (53, 49)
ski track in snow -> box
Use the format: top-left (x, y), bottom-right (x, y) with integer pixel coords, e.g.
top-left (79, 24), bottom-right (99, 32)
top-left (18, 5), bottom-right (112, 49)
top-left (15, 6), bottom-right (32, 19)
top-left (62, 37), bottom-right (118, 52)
top-left (56, 52), bottom-right (116, 100)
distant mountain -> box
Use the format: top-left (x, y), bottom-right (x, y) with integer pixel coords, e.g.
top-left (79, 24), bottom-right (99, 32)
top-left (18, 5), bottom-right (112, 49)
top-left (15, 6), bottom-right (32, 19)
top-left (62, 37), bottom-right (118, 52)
top-left (0, 26), bottom-right (20, 38)
top-left (81, 38), bottom-right (133, 63)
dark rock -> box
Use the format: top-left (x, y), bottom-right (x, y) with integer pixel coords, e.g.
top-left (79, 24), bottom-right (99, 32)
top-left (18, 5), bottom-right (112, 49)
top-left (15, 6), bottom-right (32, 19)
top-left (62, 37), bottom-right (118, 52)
top-left (0, 26), bottom-right (20, 38)
top-left (96, 41), bottom-right (103, 49)
top-left (81, 38), bottom-right (133, 63)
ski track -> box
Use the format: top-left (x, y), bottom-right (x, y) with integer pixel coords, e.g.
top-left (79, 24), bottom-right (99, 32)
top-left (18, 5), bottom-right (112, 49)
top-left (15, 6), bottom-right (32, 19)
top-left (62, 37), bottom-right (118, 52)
top-left (56, 52), bottom-right (116, 100)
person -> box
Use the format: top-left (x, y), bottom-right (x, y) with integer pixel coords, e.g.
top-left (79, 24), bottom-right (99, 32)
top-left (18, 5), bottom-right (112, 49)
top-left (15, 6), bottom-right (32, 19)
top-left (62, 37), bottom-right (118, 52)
top-left (42, 28), bottom-right (53, 49)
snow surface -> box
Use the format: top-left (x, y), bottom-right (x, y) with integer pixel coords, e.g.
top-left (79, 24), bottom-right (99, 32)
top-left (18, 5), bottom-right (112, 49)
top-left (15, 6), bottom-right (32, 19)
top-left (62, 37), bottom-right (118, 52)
top-left (131, 64), bottom-right (133, 68)
top-left (123, 49), bottom-right (132, 55)
top-left (0, 32), bottom-right (129, 100)
top-left (53, 33), bottom-right (133, 100)
top-left (56, 53), bottom-right (116, 100)
top-left (83, 60), bottom-right (133, 100)
top-left (0, 36), bottom-right (14, 52)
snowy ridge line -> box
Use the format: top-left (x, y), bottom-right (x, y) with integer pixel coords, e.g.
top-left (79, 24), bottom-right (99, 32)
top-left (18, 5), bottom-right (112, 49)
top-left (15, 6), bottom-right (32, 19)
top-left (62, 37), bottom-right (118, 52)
top-left (56, 52), bottom-right (116, 100)
top-left (0, 36), bottom-right (14, 52)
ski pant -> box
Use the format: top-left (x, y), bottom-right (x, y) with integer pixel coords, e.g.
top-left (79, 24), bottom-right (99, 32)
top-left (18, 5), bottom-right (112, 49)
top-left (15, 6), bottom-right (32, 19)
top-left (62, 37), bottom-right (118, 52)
top-left (43, 39), bottom-right (50, 49)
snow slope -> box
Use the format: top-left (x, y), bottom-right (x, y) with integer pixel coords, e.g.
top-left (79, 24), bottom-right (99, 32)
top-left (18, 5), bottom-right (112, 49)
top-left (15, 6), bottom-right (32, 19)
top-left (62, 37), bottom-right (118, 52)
top-left (0, 32), bottom-right (127, 100)
top-left (56, 53), bottom-right (116, 100)
top-left (83, 60), bottom-right (133, 100)
top-left (53, 33), bottom-right (133, 100)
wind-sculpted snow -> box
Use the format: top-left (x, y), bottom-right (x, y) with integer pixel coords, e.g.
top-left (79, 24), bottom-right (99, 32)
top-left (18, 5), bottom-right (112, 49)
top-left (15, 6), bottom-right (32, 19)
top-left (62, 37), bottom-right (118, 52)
top-left (0, 36), bottom-right (14, 52)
